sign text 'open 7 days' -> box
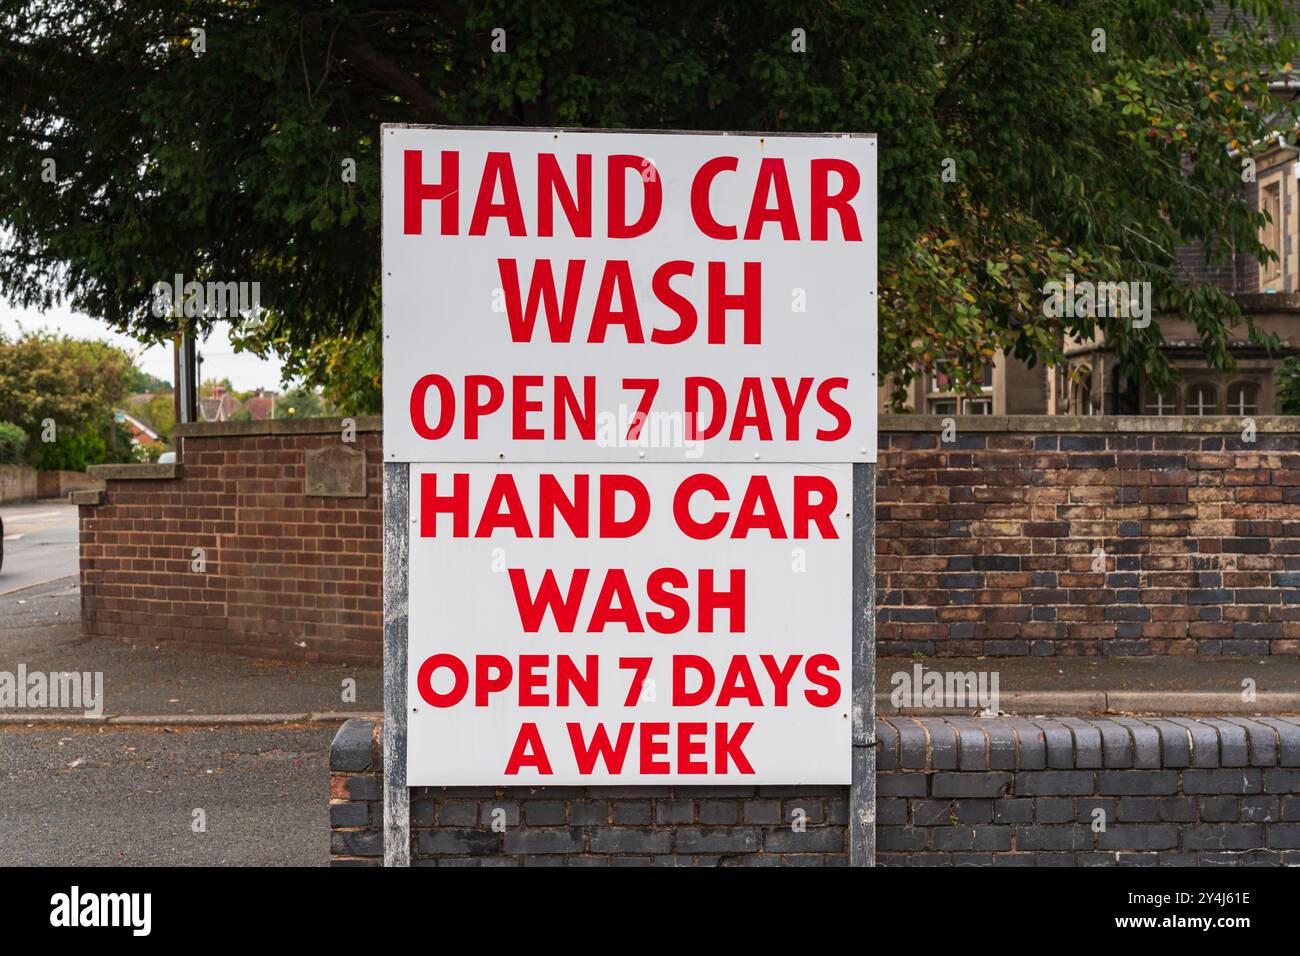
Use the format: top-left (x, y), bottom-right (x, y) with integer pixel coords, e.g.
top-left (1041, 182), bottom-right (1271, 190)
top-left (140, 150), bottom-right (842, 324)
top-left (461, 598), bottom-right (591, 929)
top-left (383, 126), bottom-right (876, 784)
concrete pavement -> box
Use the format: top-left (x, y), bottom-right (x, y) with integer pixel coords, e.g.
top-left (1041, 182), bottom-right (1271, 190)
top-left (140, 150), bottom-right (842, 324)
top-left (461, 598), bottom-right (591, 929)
top-left (876, 655), bottom-right (1300, 715)
top-left (0, 577), bottom-right (382, 717)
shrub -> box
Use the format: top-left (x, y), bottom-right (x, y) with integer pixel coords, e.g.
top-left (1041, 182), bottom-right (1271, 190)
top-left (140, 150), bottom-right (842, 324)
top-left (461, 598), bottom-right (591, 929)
top-left (0, 421), bottom-right (27, 465)
top-left (29, 426), bottom-right (106, 471)
top-left (1278, 356), bottom-right (1300, 415)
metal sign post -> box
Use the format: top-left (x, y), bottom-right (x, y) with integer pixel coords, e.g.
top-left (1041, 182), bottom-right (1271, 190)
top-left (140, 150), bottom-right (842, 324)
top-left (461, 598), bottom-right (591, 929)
top-left (382, 462), bottom-right (410, 866)
top-left (850, 462), bottom-right (876, 866)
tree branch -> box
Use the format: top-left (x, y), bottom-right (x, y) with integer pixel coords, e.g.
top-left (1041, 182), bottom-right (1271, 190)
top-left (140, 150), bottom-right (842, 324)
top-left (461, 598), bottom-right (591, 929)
top-left (339, 36), bottom-right (444, 122)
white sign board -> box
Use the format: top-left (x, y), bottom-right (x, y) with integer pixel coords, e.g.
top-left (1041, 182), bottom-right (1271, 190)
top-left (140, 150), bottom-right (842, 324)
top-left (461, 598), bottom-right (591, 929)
top-left (382, 126), bottom-right (877, 463)
top-left (405, 463), bottom-right (852, 785)
top-left (383, 125), bottom-right (873, 788)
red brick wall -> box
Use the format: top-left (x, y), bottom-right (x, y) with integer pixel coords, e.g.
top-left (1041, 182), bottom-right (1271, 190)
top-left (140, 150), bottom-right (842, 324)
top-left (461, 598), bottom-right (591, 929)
top-left (878, 419), bottom-right (1300, 658)
top-left (80, 420), bottom-right (382, 664)
top-left (80, 417), bottom-right (1300, 663)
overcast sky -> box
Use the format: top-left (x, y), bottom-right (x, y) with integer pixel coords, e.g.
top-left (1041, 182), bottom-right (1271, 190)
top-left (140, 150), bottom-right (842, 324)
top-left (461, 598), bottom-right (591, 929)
top-left (0, 300), bottom-right (285, 391)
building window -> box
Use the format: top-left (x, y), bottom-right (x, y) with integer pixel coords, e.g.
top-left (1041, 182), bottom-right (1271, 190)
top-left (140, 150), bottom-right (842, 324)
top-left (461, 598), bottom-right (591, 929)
top-left (1262, 180), bottom-right (1283, 286)
top-left (1186, 383), bottom-right (1217, 416)
top-left (1145, 390), bottom-right (1177, 416)
top-left (1227, 382), bottom-right (1259, 416)
top-left (928, 362), bottom-right (950, 394)
top-left (1069, 368), bottom-right (1093, 415)
top-left (925, 359), bottom-right (993, 414)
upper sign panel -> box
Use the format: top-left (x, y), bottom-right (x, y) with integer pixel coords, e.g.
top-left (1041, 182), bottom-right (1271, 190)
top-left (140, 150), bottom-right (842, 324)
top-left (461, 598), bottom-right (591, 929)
top-left (382, 126), bottom-right (877, 462)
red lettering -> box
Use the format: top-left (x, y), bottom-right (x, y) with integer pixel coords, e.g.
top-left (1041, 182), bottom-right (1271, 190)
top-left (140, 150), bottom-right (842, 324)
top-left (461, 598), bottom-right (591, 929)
top-left (469, 152), bottom-right (526, 236)
top-left (715, 722), bottom-right (755, 774)
top-left (608, 155), bottom-right (662, 238)
top-left (419, 472), bottom-right (469, 537)
top-left (416, 653), bottom-right (468, 707)
top-left (815, 377), bottom-right (851, 440)
top-left (707, 261), bottom-right (762, 344)
top-left (538, 153), bottom-right (592, 237)
top-left (509, 568), bottom-right (590, 632)
top-left (649, 261), bottom-right (697, 344)
top-left (589, 260), bottom-right (643, 343)
top-left (743, 158), bottom-right (799, 240)
top-left (409, 374), bottom-right (454, 440)
top-left (811, 158), bottom-right (862, 241)
top-left (498, 259), bottom-right (586, 342)
top-left (403, 149), bottom-right (458, 235)
top-left (504, 723), bottom-right (552, 775)
top-left (690, 157), bottom-right (738, 239)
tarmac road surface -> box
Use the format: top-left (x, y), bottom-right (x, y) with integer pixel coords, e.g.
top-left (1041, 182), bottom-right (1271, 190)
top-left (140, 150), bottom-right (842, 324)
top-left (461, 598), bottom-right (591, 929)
top-left (0, 501), bottom-right (80, 597)
top-left (0, 724), bottom-right (334, 866)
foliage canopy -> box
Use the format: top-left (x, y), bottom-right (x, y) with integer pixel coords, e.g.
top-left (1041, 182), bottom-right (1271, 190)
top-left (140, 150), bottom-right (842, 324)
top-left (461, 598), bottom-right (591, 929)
top-left (1, 1), bottom-right (1297, 411)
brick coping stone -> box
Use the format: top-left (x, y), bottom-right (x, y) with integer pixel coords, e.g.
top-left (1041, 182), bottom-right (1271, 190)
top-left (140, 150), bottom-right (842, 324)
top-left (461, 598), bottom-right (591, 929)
top-left (877, 715), bottom-right (1300, 771)
top-left (331, 716), bottom-right (1300, 776)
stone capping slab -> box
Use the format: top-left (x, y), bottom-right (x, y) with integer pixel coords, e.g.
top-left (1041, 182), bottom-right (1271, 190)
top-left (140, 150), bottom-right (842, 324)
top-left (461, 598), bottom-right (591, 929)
top-left (173, 415), bottom-right (382, 438)
top-left (878, 413), bottom-right (1300, 433)
top-left (331, 718), bottom-right (378, 772)
top-left (69, 489), bottom-right (104, 506)
top-left (1235, 291), bottom-right (1300, 312)
top-left (877, 716), bottom-right (1300, 772)
top-left (85, 462), bottom-right (180, 481)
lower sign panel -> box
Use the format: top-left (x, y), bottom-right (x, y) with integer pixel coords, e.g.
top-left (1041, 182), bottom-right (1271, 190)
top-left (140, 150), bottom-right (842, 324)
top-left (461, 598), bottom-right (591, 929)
top-left (406, 462), bottom-right (852, 785)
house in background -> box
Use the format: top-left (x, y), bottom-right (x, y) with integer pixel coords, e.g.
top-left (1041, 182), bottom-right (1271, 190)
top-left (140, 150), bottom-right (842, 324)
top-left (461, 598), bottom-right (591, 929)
top-left (199, 384), bottom-right (242, 422)
top-left (885, 353), bottom-right (1050, 416)
top-left (243, 387), bottom-right (277, 421)
top-left (117, 411), bottom-right (162, 448)
top-left (884, 137), bottom-right (1300, 417)
top-left (1056, 135), bottom-right (1300, 416)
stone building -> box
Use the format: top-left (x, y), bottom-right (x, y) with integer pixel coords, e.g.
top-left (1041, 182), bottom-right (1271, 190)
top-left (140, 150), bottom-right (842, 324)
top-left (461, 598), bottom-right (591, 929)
top-left (887, 139), bottom-right (1300, 416)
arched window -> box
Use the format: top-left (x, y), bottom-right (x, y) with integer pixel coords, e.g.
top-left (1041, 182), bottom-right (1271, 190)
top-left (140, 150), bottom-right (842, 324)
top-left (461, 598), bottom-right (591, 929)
top-left (1186, 383), bottom-right (1217, 416)
top-left (1145, 390), bottom-right (1177, 416)
top-left (1226, 381), bottom-right (1259, 416)
top-left (1070, 369), bottom-right (1093, 416)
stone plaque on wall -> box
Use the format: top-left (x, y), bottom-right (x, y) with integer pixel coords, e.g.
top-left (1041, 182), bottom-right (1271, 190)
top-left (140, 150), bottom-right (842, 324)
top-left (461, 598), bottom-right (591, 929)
top-left (305, 444), bottom-right (367, 498)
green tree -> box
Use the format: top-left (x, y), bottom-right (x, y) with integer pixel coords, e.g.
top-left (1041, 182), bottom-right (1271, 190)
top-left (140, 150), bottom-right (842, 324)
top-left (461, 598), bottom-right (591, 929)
top-left (1, 1), bottom-right (1297, 408)
top-left (0, 421), bottom-right (27, 464)
top-left (1277, 355), bottom-right (1300, 414)
top-left (29, 423), bottom-right (135, 470)
top-left (126, 366), bottom-right (172, 393)
top-left (274, 384), bottom-right (332, 419)
top-left (0, 330), bottom-right (134, 463)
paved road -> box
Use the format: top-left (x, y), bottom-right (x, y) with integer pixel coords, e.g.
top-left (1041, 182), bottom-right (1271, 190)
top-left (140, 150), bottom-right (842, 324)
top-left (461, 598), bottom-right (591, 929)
top-left (0, 500), bottom-right (79, 596)
top-left (0, 504), bottom-right (347, 867)
top-left (0, 725), bottom-right (333, 865)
